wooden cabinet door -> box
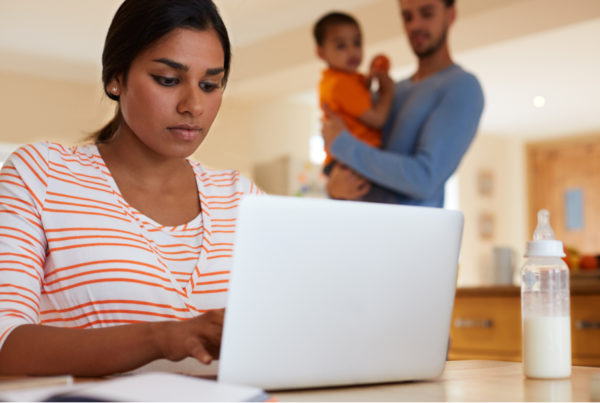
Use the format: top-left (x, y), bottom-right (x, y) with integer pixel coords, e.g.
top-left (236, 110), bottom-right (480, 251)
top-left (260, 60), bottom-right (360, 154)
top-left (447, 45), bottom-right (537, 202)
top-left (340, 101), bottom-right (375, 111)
top-left (571, 295), bottom-right (600, 366)
top-left (527, 136), bottom-right (600, 254)
top-left (449, 293), bottom-right (521, 362)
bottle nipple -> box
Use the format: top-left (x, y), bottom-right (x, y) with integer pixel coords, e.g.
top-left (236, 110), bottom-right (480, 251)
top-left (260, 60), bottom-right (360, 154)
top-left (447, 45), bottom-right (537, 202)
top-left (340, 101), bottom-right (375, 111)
top-left (533, 209), bottom-right (555, 240)
top-left (525, 209), bottom-right (564, 257)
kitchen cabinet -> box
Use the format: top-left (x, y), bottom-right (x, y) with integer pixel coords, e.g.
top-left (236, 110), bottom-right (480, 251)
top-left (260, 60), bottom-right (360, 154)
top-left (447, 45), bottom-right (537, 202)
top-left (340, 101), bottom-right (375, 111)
top-left (448, 283), bottom-right (600, 366)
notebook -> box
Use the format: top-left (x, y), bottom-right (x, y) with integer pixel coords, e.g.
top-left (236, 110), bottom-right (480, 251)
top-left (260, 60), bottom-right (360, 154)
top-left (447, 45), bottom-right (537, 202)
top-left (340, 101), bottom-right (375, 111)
top-left (218, 195), bottom-right (463, 390)
top-left (0, 372), bottom-right (269, 402)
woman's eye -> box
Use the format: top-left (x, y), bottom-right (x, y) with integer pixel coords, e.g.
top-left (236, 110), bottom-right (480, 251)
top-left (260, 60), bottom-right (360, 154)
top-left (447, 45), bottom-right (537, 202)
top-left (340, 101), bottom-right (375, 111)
top-left (152, 75), bottom-right (179, 86)
top-left (199, 82), bottom-right (220, 92)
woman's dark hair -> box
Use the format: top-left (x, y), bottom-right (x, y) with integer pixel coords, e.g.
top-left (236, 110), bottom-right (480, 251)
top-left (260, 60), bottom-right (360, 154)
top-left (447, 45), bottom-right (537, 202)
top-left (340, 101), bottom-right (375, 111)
top-left (92, 0), bottom-right (231, 143)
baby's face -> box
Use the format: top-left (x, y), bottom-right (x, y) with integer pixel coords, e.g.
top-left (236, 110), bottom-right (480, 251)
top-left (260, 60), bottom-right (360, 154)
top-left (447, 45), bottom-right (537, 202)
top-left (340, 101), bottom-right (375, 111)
top-left (319, 23), bottom-right (363, 73)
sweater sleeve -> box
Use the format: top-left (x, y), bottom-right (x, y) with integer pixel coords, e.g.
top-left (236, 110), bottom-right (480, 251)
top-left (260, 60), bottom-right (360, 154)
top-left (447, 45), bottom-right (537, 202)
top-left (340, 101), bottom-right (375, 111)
top-left (0, 143), bottom-right (49, 349)
top-left (330, 74), bottom-right (484, 200)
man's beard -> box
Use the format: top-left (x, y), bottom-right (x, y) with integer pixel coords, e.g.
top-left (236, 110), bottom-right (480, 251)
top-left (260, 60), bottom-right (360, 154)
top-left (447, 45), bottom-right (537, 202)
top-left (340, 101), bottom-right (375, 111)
top-left (414, 28), bottom-right (448, 59)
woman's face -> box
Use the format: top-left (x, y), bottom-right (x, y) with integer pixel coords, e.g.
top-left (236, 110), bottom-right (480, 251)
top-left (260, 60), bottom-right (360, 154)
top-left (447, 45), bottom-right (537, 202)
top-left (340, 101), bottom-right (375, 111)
top-left (112, 28), bottom-right (225, 159)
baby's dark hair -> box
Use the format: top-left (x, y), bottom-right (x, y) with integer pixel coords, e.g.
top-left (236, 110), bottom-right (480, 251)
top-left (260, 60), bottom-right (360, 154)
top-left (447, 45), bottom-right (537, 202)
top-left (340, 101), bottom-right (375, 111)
top-left (313, 12), bottom-right (359, 47)
top-left (442, 0), bottom-right (455, 6)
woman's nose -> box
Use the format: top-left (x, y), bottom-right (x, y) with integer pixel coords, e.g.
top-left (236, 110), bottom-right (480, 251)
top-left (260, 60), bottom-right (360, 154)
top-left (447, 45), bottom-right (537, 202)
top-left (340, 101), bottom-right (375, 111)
top-left (177, 86), bottom-right (204, 116)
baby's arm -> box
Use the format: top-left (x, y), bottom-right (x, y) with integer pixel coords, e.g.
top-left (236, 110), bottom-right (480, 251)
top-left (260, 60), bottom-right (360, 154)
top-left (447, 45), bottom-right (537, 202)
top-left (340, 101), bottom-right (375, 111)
top-left (358, 70), bottom-right (395, 129)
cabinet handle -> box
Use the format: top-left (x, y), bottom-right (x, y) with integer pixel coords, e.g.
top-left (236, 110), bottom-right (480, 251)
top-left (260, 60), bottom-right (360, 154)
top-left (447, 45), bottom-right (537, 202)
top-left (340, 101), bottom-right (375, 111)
top-left (576, 320), bottom-right (600, 330)
top-left (454, 318), bottom-right (494, 328)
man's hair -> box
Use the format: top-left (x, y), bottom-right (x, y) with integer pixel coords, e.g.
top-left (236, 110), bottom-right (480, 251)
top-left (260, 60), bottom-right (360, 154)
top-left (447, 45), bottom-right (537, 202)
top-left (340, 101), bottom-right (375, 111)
top-left (313, 12), bottom-right (359, 47)
top-left (441, 0), bottom-right (455, 6)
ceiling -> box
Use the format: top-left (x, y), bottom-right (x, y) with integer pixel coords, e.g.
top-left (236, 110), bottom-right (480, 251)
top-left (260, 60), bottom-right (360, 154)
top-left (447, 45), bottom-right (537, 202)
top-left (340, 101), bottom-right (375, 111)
top-left (0, 0), bottom-right (599, 140)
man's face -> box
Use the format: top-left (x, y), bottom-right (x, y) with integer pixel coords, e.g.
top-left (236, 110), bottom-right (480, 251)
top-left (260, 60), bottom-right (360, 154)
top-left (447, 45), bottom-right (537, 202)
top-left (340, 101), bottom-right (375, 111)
top-left (398, 0), bottom-right (455, 59)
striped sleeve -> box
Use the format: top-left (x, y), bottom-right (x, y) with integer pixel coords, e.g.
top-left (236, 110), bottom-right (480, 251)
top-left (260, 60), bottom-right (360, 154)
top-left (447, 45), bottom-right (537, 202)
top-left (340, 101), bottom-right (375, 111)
top-left (234, 170), bottom-right (264, 197)
top-left (0, 143), bottom-right (49, 349)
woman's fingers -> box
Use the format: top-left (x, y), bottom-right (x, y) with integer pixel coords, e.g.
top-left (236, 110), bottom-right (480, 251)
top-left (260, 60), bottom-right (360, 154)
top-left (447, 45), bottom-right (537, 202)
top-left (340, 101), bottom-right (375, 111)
top-left (185, 336), bottom-right (213, 364)
top-left (153, 309), bottom-right (225, 364)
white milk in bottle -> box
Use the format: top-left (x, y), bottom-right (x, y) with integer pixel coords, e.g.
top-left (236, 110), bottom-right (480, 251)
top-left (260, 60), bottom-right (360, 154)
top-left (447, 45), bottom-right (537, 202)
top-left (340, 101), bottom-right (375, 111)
top-left (521, 209), bottom-right (571, 379)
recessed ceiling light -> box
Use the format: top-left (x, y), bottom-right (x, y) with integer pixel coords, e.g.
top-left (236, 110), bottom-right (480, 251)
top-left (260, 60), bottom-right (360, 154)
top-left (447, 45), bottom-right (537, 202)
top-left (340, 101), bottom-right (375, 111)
top-left (533, 95), bottom-right (546, 108)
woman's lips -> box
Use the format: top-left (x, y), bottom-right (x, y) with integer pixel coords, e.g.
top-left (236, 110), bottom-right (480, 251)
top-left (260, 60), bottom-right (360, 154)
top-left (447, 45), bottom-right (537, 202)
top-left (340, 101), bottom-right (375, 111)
top-left (168, 125), bottom-right (202, 141)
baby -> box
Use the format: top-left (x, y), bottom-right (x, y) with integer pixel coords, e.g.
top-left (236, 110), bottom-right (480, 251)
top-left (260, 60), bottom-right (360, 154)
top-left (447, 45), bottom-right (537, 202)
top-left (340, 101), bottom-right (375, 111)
top-left (313, 11), bottom-right (393, 174)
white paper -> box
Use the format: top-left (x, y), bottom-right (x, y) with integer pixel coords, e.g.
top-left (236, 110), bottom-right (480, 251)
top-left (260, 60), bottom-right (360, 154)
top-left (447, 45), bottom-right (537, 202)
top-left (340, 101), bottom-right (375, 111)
top-left (0, 372), bottom-right (268, 402)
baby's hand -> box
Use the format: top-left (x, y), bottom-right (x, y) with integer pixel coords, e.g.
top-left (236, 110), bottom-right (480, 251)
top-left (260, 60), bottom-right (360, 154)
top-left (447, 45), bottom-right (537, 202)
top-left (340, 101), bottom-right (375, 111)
top-left (370, 54), bottom-right (391, 74)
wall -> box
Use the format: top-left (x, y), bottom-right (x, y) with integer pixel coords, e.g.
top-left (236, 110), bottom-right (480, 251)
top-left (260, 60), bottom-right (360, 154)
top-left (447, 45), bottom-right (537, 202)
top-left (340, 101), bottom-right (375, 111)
top-left (193, 98), bottom-right (256, 177)
top-left (198, 95), bottom-right (318, 195)
top-left (5, 0), bottom-right (594, 287)
top-left (0, 68), bottom-right (318, 193)
top-left (204, 94), bottom-right (533, 287)
top-left (0, 70), bottom-right (113, 146)
top-left (0, 68), bottom-right (531, 289)
top-left (0, 70), bottom-right (266, 184)
top-left (456, 134), bottom-right (528, 286)
top-left (197, 85), bottom-right (533, 288)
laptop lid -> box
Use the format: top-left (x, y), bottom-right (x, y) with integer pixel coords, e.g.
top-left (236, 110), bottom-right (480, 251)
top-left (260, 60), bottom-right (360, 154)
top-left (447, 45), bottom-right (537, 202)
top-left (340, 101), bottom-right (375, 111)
top-left (218, 195), bottom-right (462, 390)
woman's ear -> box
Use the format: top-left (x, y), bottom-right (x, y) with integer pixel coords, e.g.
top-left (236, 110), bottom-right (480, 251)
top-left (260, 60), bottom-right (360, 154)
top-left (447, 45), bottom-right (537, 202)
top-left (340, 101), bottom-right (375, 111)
top-left (107, 77), bottom-right (121, 97)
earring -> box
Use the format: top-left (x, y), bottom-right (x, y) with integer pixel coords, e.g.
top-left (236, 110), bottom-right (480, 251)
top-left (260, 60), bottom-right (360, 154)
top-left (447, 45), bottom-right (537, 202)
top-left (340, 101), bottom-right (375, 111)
top-left (112, 86), bottom-right (118, 94)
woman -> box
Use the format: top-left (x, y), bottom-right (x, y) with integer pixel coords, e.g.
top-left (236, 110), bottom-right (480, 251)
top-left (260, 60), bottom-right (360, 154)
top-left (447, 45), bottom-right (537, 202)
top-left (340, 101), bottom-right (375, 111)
top-left (0, 0), bottom-right (261, 376)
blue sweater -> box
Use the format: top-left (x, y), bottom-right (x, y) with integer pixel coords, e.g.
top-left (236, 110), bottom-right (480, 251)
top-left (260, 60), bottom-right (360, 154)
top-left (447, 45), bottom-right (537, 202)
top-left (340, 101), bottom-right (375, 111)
top-left (330, 64), bottom-right (484, 207)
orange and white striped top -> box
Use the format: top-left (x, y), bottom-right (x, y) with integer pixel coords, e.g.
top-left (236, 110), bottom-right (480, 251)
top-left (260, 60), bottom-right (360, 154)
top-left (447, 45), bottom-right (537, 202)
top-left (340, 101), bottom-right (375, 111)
top-left (0, 142), bottom-right (262, 349)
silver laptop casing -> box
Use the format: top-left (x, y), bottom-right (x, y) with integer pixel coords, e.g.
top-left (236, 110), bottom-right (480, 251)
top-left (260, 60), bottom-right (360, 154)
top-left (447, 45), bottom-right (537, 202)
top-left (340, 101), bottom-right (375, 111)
top-left (219, 195), bottom-right (462, 390)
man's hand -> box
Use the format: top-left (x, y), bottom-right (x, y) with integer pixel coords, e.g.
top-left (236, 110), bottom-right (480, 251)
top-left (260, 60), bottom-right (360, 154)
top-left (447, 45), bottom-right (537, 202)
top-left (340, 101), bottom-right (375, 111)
top-left (321, 103), bottom-right (347, 150)
top-left (327, 164), bottom-right (371, 200)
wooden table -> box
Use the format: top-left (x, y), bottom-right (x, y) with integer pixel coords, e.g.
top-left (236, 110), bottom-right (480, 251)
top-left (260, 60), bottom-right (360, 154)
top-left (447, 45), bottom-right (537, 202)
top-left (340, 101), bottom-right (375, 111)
top-left (273, 360), bottom-right (600, 402)
top-left (1, 360), bottom-right (598, 401)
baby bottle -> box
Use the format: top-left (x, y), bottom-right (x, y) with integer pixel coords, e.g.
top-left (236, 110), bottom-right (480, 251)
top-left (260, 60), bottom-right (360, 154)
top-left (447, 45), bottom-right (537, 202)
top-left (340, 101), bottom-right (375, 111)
top-left (521, 209), bottom-right (571, 379)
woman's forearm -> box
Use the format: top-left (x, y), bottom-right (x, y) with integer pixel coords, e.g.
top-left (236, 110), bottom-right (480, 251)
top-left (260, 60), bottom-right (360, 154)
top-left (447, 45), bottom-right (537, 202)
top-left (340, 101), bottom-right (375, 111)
top-left (0, 322), bottom-right (164, 376)
top-left (0, 310), bottom-right (223, 376)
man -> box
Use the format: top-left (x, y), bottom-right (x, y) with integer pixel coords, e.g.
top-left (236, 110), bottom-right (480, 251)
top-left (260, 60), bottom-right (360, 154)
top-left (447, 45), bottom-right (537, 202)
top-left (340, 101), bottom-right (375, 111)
top-left (322, 0), bottom-right (484, 207)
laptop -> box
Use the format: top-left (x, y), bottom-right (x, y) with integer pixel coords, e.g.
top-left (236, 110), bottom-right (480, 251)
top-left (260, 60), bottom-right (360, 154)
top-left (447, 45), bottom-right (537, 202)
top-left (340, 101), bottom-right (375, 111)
top-left (218, 195), bottom-right (463, 390)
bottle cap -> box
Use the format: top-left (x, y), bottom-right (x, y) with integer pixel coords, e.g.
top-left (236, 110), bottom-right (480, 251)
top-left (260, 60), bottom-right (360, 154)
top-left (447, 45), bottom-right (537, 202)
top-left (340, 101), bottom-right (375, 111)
top-left (525, 240), bottom-right (565, 257)
top-left (525, 209), bottom-right (565, 257)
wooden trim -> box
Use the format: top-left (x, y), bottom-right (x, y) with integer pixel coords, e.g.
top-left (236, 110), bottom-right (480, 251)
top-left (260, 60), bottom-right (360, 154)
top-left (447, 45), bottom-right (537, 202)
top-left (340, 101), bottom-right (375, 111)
top-left (527, 132), bottom-right (600, 149)
top-left (456, 283), bottom-right (600, 296)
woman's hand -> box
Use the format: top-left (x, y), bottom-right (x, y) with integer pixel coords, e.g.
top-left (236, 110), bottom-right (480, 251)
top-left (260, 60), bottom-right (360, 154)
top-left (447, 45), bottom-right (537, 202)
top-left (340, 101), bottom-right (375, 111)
top-left (321, 104), bottom-right (347, 150)
top-left (152, 309), bottom-right (224, 365)
top-left (327, 164), bottom-right (371, 200)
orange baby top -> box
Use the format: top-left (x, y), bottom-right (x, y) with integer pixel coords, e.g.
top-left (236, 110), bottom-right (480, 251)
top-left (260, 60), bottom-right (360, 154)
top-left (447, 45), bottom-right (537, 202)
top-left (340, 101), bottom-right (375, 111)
top-left (319, 68), bottom-right (382, 166)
